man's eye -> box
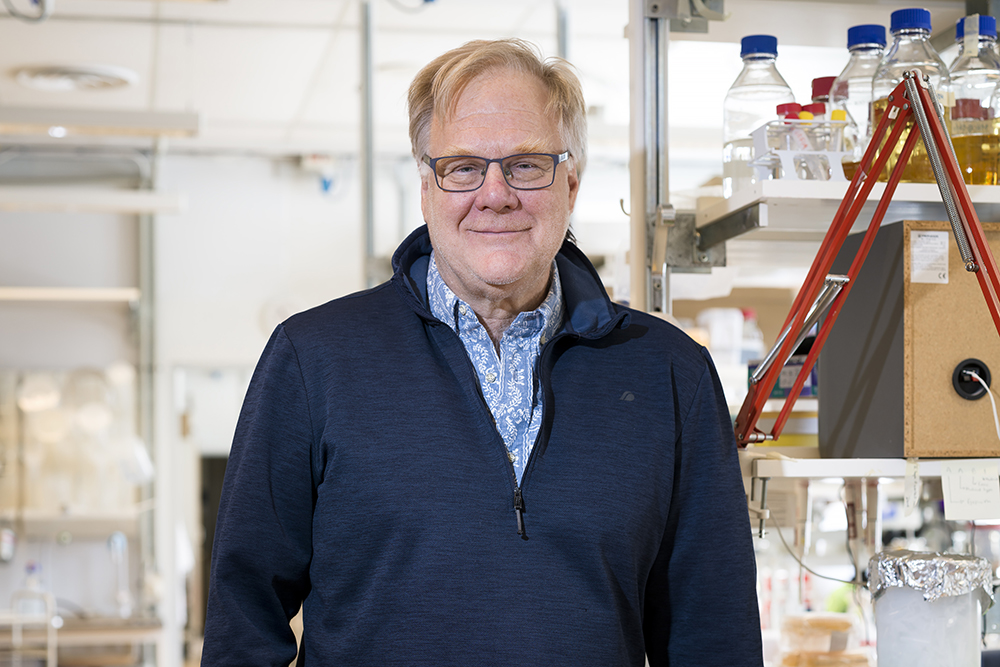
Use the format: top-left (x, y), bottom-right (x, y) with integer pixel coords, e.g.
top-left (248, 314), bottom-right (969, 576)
top-left (442, 161), bottom-right (483, 176)
top-left (509, 159), bottom-right (545, 173)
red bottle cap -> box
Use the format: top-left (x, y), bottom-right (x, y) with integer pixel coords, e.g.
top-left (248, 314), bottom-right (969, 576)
top-left (811, 76), bottom-right (836, 101)
top-left (803, 102), bottom-right (826, 116)
top-left (953, 98), bottom-right (990, 120)
top-left (776, 102), bottom-right (802, 117)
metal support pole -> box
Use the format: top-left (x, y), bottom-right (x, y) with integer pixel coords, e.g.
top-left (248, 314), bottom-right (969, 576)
top-left (138, 141), bottom-right (159, 597)
top-left (556, 2), bottom-right (569, 60)
top-left (360, 0), bottom-right (376, 287)
top-left (628, 0), bottom-right (670, 312)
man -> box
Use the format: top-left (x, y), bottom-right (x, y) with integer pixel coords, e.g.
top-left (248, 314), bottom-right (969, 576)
top-left (202, 39), bottom-right (762, 666)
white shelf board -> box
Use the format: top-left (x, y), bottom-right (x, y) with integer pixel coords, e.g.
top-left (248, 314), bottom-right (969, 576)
top-left (697, 180), bottom-right (1000, 244)
top-left (0, 186), bottom-right (185, 214)
top-left (744, 451), bottom-right (1000, 480)
top-left (0, 287), bottom-right (140, 302)
top-left (0, 508), bottom-right (141, 539)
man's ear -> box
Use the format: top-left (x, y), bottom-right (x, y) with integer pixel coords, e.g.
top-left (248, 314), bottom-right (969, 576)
top-left (420, 172), bottom-right (432, 223)
top-left (566, 163), bottom-right (580, 214)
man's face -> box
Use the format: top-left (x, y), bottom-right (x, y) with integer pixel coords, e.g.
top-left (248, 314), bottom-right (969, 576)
top-left (420, 68), bottom-right (579, 306)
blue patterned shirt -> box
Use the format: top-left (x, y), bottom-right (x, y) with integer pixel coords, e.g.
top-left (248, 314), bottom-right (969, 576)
top-left (427, 253), bottom-right (564, 484)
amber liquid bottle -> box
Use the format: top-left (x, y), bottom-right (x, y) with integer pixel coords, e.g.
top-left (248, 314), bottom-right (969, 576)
top-left (865, 8), bottom-right (951, 183)
top-left (949, 14), bottom-right (1000, 185)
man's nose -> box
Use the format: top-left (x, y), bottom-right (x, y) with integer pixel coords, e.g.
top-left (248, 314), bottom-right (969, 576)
top-left (476, 161), bottom-right (519, 210)
top-left (482, 161), bottom-right (510, 187)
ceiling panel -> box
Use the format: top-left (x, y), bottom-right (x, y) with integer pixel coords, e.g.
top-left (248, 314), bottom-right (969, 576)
top-left (0, 0), bottom-right (972, 158)
top-left (0, 19), bottom-right (156, 109)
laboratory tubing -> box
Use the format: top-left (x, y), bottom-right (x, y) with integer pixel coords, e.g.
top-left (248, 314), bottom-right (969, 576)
top-left (832, 23), bottom-right (887, 173)
top-left (870, 7), bottom-right (951, 183)
top-left (950, 14), bottom-right (1000, 184)
top-left (722, 34), bottom-right (795, 198)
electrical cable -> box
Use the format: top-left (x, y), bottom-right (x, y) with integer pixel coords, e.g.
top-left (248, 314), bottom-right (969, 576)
top-left (969, 371), bottom-right (1000, 442)
top-left (766, 513), bottom-right (856, 585)
top-left (2, 0), bottom-right (53, 23)
top-left (385, 0), bottom-right (429, 13)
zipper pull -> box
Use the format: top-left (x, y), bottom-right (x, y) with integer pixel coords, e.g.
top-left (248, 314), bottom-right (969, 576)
top-left (513, 488), bottom-right (528, 540)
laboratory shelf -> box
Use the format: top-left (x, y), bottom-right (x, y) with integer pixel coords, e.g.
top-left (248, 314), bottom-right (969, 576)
top-left (0, 287), bottom-right (140, 303)
top-left (0, 508), bottom-right (144, 540)
top-left (696, 181), bottom-right (1000, 250)
top-left (741, 448), bottom-right (1000, 480)
top-left (0, 186), bottom-right (184, 214)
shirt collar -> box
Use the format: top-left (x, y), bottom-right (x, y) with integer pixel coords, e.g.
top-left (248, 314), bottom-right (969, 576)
top-left (426, 251), bottom-right (564, 344)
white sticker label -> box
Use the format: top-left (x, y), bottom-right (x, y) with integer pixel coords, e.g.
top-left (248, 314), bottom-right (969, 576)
top-left (904, 458), bottom-right (920, 517)
top-left (911, 231), bottom-right (949, 284)
top-left (942, 461), bottom-right (1000, 521)
top-left (778, 365), bottom-right (809, 389)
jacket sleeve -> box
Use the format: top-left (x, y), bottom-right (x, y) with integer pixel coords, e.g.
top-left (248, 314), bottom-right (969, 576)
top-left (644, 348), bottom-right (763, 666)
top-left (201, 325), bottom-right (315, 667)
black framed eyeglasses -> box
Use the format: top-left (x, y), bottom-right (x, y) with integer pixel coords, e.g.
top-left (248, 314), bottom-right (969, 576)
top-left (422, 151), bottom-right (570, 192)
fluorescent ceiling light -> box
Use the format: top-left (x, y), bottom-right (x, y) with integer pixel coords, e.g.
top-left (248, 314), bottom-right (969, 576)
top-left (14, 65), bottom-right (139, 92)
top-left (0, 106), bottom-right (200, 138)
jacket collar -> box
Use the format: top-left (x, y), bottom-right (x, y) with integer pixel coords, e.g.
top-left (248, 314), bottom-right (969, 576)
top-left (390, 225), bottom-right (629, 339)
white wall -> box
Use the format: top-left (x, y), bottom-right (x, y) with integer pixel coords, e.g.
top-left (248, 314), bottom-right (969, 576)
top-left (155, 154), bottom-right (368, 367)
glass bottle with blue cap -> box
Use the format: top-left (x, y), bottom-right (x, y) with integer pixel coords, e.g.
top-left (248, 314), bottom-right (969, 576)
top-left (722, 34), bottom-right (794, 198)
top-left (951, 14), bottom-right (1000, 184)
top-left (831, 24), bottom-right (887, 164)
top-left (870, 7), bottom-right (951, 183)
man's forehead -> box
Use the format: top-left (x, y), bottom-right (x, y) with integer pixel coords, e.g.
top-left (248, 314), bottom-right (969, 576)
top-left (429, 73), bottom-right (561, 154)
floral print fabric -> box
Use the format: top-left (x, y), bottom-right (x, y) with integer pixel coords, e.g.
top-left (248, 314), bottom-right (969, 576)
top-left (427, 252), bottom-right (564, 483)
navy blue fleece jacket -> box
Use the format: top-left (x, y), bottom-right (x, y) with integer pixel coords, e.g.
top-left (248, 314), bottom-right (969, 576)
top-left (202, 225), bottom-right (763, 666)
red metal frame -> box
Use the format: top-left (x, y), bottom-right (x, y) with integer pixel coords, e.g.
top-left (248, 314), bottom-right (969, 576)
top-left (734, 71), bottom-right (1000, 447)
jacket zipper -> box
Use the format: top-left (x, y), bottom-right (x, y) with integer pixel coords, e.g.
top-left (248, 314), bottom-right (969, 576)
top-left (437, 320), bottom-right (582, 542)
top-left (513, 487), bottom-right (527, 540)
top-left (507, 336), bottom-right (561, 541)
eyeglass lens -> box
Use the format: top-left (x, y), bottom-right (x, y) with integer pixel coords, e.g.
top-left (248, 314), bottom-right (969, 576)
top-left (434, 154), bottom-right (556, 191)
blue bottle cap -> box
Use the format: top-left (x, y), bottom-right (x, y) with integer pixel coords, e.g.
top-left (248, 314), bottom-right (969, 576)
top-left (890, 8), bottom-right (932, 33)
top-left (740, 34), bottom-right (778, 58)
top-left (956, 15), bottom-right (997, 39)
top-left (847, 24), bottom-right (887, 48)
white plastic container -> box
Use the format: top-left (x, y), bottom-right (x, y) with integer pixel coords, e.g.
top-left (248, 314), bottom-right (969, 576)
top-left (870, 550), bottom-right (993, 667)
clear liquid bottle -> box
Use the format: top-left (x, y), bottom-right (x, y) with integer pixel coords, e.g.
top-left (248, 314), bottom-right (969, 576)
top-left (871, 8), bottom-right (951, 183)
top-left (832, 24), bottom-right (887, 173)
top-left (722, 34), bottom-right (795, 199)
top-left (951, 14), bottom-right (1000, 185)
top-left (804, 77), bottom-right (835, 151)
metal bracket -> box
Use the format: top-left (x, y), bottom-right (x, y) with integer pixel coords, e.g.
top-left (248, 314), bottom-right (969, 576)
top-left (695, 202), bottom-right (762, 251)
top-left (749, 476), bottom-right (770, 538)
top-left (661, 210), bottom-right (726, 272)
top-left (643, 0), bottom-right (725, 32)
top-left (645, 0), bottom-right (674, 18)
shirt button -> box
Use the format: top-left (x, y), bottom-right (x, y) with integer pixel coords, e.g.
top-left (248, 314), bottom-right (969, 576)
top-left (507, 451), bottom-right (515, 462)
top-left (459, 305), bottom-right (469, 316)
top-left (485, 371), bottom-right (497, 383)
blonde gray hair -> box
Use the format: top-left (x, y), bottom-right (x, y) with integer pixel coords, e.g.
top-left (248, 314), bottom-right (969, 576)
top-left (407, 38), bottom-right (588, 178)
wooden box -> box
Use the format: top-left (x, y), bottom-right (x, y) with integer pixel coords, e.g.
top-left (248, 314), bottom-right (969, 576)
top-left (818, 219), bottom-right (1000, 458)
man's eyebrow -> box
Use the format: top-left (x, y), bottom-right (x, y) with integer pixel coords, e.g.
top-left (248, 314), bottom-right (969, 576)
top-left (438, 147), bottom-right (477, 156)
top-left (435, 142), bottom-right (556, 157)
top-left (511, 141), bottom-right (552, 154)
